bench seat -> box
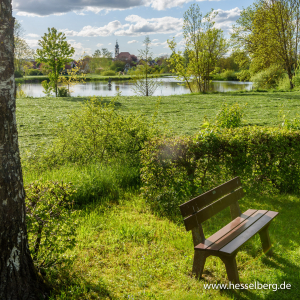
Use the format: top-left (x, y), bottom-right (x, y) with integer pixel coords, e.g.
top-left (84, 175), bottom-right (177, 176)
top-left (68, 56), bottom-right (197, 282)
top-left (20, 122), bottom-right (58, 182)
top-left (195, 209), bottom-right (278, 255)
top-left (180, 177), bottom-right (278, 283)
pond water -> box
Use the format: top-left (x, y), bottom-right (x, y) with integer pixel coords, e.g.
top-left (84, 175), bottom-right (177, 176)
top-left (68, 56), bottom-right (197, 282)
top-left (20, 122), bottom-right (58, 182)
top-left (19, 77), bottom-right (253, 97)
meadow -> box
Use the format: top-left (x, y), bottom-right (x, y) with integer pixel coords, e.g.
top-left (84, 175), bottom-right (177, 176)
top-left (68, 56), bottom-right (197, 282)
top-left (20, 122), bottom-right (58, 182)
top-left (17, 91), bottom-right (300, 299)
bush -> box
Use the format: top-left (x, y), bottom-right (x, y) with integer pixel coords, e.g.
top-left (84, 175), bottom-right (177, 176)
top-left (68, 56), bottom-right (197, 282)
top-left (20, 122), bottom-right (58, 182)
top-left (14, 70), bottom-right (23, 78)
top-left (57, 86), bottom-right (69, 97)
top-left (236, 70), bottom-right (251, 82)
top-left (102, 70), bottom-right (116, 76)
top-left (26, 97), bottom-right (161, 170)
top-left (251, 64), bottom-right (285, 89)
top-left (141, 127), bottom-right (300, 216)
top-left (215, 103), bottom-right (245, 128)
top-left (27, 68), bottom-right (43, 76)
top-left (213, 70), bottom-right (238, 81)
top-left (25, 181), bottom-right (78, 271)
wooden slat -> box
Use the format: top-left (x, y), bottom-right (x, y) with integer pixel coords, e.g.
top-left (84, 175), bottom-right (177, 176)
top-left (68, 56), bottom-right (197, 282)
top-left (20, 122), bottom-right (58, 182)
top-left (180, 177), bottom-right (242, 218)
top-left (219, 211), bottom-right (279, 255)
top-left (207, 210), bottom-right (268, 251)
top-left (195, 209), bottom-right (257, 250)
top-left (183, 187), bottom-right (245, 231)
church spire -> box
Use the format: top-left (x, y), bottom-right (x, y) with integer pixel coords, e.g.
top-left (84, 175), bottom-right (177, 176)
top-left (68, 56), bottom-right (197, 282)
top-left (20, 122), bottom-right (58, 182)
top-left (115, 40), bottom-right (119, 58)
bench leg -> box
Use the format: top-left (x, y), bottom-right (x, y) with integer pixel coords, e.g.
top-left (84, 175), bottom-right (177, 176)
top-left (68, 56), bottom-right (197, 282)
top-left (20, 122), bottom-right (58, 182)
top-left (192, 251), bottom-right (207, 279)
top-left (220, 254), bottom-right (240, 284)
top-left (259, 225), bottom-right (273, 256)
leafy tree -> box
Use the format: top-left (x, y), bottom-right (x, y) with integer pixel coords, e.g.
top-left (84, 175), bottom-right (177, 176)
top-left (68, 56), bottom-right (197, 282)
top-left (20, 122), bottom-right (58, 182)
top-left (14, 20), bottom-right (35, 73)
top-left (130, 36), bottom-right (161, 96)
top-left (36, 27), bottom-right (75, 96)
top-left (58, 66), bottom-right (86, 95)
top-left (232, 0), bottom-right (300, 89)
top-left (168, 4), bottom-right (227, 92)
top-left (0, 0), bottom-right (47, 297)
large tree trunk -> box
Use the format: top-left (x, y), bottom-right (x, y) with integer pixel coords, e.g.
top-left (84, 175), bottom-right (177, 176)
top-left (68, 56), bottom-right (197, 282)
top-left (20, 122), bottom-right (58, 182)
top-left (0, 1), bottom-right (48, 298)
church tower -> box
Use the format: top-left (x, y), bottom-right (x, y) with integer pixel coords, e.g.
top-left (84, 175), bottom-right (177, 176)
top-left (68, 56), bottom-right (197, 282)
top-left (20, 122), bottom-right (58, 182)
top-left (115, 40), bottom-right (119, 58)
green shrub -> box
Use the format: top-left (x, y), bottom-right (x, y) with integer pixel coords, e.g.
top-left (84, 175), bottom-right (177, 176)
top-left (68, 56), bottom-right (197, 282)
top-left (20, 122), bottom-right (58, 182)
top-left (14, 70), bottom-right (23, 78)
top-left (27, 68), bottom-right (43, 76)
top-left (213, 70), bottom-right (238, 81)
top-left (41, 80), bottom-right (54, 97)
top-left (25, 181), bottom-right (78, 271)
top-left (141, 127), bottom-right (300, 216)
top-left (251, 64), bottom-right (285, 89)
top-left (215, 102), bottom-right (245, 128)
top-left (16, 83), bottom-right (27, 98)
top-left (57, 86), bottom-right (69, 97)
top-left (102, 70), bottom-right (116, 76)
top-left (26, 97), bottom-right (160, 170)
top-left (236, 70), bottom-right (251, 82)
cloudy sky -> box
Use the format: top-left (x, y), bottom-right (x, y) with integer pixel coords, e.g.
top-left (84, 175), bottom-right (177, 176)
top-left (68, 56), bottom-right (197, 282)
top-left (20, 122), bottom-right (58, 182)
top-left (12, 0), bottom-right (254, 59)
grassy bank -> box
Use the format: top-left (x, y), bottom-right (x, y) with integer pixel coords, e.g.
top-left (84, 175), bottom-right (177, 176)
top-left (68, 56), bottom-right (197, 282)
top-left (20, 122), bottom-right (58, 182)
top-left (17, 91), bottom-right (300, 154)
top-left (15, 73), bottom-right (173, 83)
top-left (17, 91), bottom-right (300, 299)
top-left (45, 193), bottom-right (299, 299)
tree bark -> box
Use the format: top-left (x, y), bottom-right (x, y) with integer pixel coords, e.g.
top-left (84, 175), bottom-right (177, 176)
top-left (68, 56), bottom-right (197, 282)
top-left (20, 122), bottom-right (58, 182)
top-left (0, 0), bottom-right (48, 298)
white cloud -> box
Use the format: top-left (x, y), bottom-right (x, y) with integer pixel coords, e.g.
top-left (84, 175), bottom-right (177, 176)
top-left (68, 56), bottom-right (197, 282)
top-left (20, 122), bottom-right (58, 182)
top-left (96, 43), bottom-right (104, 47)
top-left (152, 39), bottom-right (159, 42)
top-left (175, 32), bottom-right (182, 37)
top-left (108, 43), bottom-right (112, 45)
top-left (128, 40), bottom-right (138, 44)
top-left (26, 33), bottom-right (40, 38)
top-left (67, 40), bottom-right (92, 58)
top-left (115, 15), bottom-right (183, 36)
top-left (212, 7), bottom-right (241, 34)
top-left (60, 20), bottom-right (123, 37)
top-left (25, 39), bottom-right (39, 48)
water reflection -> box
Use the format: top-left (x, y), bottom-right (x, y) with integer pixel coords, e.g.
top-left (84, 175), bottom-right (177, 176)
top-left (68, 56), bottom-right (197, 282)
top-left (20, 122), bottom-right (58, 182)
top-left (19, 77), bottom-right (253, 98)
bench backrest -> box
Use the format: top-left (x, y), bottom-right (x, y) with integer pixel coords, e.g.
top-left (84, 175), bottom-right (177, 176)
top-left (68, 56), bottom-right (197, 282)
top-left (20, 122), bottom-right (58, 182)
top-left (180, 177), bottom-right (243, 232)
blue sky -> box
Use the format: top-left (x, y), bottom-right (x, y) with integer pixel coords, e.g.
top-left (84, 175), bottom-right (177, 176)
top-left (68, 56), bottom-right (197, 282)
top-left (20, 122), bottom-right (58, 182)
top-left (12, 0), bottom-right (255, 59)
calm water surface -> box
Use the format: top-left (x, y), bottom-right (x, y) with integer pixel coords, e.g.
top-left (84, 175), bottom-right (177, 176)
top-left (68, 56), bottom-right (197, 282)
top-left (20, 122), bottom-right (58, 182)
top-left (20, 77), bottom-right (253, 97)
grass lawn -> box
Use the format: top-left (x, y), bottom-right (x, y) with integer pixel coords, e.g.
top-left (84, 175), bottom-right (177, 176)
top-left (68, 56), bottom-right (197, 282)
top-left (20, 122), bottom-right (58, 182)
top-left (46, 193), bottom-right (299, 299)
top-left (17, 90), bottom-right (300, 154)
top-left (16, 91), bottom-right (300, 299)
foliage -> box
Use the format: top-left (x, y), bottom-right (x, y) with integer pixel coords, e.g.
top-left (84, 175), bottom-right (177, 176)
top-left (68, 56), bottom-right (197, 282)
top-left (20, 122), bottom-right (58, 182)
top-left (25, 181), bottom-right (78, 270)
top-left (215, 102), bottom-right (245, 128)
top-left (110, 61), bottom-right (126, 72)
top-left (58, 66), bottom-right (86, 96)
top-left (232, 0), bottom-right (300, 89)
top-left (250, 64), bottom-right (286, 89)
top-left (29, 96), bottom-right (161, 169)
top-left (57, 87), bottom-right (69, 97)
top-left (212, 70), bottom-right (238, 81)
top-left (26, 68), bottom-right (43, 76)
top-left (236, 69), bottom-right (251, 82)
top-left (36, 27), bottom-right (75, 97)
top-left (41, 79), bottom-right (55, 97)
top-left (14, 70), bottom-right (23, 78)
top-left (131, 36), bottom-right (162, 96)
top-left (141, 127), bottom-right (300, 216)
top-left (168, 4), bottom-right (228, 93)
top-left (16, 83), bottom-right (27, 98)
top-left (14, 20), bottom-right (35, 73)
top-left (102, 70), bottom-right (116, 76)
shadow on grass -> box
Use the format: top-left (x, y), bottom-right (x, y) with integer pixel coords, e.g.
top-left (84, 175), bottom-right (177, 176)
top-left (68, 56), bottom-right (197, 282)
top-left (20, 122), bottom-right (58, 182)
top-left (46, 266), bottom-right (115, 299)
top-left (60, 96), bottom-right (122, 106)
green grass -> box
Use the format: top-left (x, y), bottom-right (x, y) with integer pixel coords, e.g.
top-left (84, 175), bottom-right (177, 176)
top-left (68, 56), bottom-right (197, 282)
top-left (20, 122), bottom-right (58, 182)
top-left (17, 91), bottom-right (300, 154)
top-left (17, 91), bottom-right (300, 299)
top-left (45, 193), bottom-right (299, 299)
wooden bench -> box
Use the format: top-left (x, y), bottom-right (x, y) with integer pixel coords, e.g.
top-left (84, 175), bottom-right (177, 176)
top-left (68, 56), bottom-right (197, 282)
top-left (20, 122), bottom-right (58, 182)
top-left (179, 177), bottom-right (278, 283)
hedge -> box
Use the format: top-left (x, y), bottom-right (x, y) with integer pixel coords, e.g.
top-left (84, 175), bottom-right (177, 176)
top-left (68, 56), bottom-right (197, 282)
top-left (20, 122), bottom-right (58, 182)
top-left (140, 127), bottom-right (300, 216)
